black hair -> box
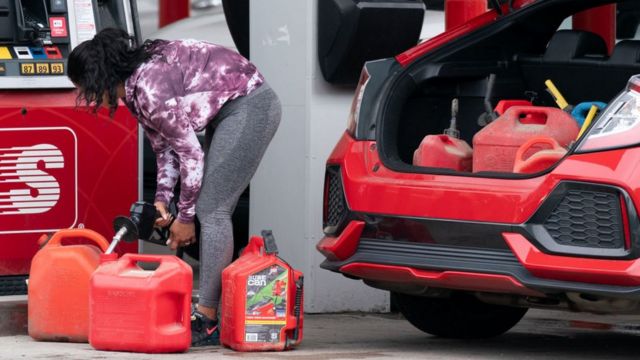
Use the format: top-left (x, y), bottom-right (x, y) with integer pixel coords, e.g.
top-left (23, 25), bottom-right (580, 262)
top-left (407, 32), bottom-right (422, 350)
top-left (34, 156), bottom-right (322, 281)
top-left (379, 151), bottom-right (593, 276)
top-left (67, 28), bottom-right (153, 116)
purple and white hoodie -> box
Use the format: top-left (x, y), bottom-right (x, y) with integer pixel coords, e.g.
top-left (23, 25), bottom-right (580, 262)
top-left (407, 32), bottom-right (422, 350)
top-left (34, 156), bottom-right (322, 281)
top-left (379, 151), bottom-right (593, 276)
top-left (124, 40), bottom-right (264, 223)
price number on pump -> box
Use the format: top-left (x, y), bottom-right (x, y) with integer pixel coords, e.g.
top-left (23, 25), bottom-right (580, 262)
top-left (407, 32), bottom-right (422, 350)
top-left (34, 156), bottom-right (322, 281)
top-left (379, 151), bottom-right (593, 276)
top-left (36, 63), bottom-right (50, 74)
top-left (20, 63), bottom-right (35, 75)
top-left (51, 63), bottom-right (64, 75)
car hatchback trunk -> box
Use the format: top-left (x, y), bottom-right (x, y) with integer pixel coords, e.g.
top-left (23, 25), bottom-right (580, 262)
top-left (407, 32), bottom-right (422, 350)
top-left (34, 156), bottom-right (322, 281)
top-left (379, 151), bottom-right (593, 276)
top-left (378, 0), bottom-right (640, 177)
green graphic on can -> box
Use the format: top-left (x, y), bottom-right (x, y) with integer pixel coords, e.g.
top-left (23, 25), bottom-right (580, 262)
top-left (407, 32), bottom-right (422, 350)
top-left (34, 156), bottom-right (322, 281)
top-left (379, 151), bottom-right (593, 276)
top-left (246, 264), bottom-right (288, 317)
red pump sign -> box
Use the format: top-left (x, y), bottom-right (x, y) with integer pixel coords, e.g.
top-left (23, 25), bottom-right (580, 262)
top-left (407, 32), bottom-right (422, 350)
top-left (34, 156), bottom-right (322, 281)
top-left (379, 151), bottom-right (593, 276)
top-left (0, 127), bottom-right (77, 234)
top-left (0, 0), bottom-right (141, 285)
top-left (0, 96), bottom-right (140, 276)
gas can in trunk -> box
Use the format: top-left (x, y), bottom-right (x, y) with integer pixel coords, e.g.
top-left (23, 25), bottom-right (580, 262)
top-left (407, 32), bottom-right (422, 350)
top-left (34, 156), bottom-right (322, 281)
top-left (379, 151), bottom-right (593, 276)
top-left (473, 106), bottom-right (578, 173)
top-left (413, 134), bottom-right (473, 171)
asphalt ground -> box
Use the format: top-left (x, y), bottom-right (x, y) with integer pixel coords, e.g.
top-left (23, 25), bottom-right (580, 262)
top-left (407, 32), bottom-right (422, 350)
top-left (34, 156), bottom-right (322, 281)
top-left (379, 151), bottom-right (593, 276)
top-left (3, 299), bottom-right (640, 360)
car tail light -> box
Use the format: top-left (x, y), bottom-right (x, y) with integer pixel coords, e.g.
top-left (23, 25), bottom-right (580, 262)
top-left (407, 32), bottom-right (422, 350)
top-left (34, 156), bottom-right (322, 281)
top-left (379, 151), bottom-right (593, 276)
top-left (577, 75), bottom-right (640, 152)
top-left (346, 67), bottom-right (370, 136)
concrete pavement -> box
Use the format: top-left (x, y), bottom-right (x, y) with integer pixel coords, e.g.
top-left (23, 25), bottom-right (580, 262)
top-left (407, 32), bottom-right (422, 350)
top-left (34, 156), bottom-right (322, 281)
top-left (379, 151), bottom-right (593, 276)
top-left (3, 309), bottom-right (640, 359)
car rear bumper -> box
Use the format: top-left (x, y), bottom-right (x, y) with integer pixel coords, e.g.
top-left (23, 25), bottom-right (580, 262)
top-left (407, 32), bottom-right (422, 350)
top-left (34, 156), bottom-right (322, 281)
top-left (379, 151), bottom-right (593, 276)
top-left (319, 228), bottom-right (640, 299)
top-left (320, 133), bottom-right (640, 298)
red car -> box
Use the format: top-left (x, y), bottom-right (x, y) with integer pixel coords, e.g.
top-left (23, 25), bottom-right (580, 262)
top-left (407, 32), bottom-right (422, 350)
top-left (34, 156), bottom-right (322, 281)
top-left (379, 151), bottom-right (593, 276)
top-left (318, 0), bottom-right (640, 338)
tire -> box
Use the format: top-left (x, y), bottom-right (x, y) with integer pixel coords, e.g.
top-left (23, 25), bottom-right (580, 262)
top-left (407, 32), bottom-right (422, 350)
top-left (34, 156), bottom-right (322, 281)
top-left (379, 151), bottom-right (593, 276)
top-left (393, 291), bottom-right (528, 339)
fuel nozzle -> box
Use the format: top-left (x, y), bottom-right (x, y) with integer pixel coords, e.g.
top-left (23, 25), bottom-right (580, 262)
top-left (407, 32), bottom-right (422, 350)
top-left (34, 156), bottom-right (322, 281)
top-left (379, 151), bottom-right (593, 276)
top-left (106, 202), bottom-right (162, 255)
top-left (444, 98), bottom-right (460, 139)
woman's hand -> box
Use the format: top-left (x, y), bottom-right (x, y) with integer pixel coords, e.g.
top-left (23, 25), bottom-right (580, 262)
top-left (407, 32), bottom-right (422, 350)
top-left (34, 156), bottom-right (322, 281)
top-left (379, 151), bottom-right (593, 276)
top-left (167, 220), bottom-right (196, 250)
top-left (154, 201), bottom-right (173, 228)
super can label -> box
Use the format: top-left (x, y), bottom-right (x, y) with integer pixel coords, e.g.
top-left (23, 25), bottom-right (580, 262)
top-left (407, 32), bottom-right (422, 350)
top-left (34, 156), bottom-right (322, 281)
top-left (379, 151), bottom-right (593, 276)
top-left (244, 264), bottom-right (288, 343)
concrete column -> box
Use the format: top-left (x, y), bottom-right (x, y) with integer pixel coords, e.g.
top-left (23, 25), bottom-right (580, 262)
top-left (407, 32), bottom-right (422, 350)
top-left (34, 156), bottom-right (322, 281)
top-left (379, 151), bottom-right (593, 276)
top-left (249, 0), bottom-right (389, 312)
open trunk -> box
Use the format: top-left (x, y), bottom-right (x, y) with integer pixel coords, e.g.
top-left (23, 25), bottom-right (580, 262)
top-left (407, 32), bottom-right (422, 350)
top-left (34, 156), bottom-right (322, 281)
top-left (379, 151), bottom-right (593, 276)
top-left (378, 0), bottom-right (640, 177)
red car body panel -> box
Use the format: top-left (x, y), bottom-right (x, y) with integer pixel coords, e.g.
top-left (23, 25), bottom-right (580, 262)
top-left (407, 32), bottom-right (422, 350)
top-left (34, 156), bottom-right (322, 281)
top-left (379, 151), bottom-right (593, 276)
top-left (316, 220), bottom-right (365, 261)
top-left (505, 233), bottom-right (640, 286)
top-left (340, 262), bottom-right (544, 297)
top-left (328, 132), bottom-right (640, 224)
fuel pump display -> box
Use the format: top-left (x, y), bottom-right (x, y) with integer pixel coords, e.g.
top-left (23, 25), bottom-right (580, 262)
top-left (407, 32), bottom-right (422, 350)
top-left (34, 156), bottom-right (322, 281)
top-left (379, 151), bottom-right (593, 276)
top-left (0, 0), bottom-right (140, 294)
top-left (0, 0), bottom-right (138, 88)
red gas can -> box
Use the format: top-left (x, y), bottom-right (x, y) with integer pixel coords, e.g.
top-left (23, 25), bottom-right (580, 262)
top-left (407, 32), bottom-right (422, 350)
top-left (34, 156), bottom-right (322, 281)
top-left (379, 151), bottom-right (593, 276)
top-left (29, 229), bottom-right (110, 342)
top-left (220, 231), bottom-right (304, 352)
top-left (413, 134), bottom-right (473, 171)
top-left (89, 254), bottom-right (192, 353)
top-left (513, 136), bottom-right (567, 174)
top-left (472, 106), bottom-right (579, 173)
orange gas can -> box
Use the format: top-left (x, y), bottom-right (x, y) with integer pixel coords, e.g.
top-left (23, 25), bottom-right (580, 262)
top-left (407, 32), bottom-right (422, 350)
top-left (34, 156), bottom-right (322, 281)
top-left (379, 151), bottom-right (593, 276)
top-left (89, 254), bottom-right (192, 353)
top-left (220, 231), bottom-right (304, 351)
top-left (473, 106), bottom-right (578, 173)
top-left (28, 229), bottom-right (110, 342)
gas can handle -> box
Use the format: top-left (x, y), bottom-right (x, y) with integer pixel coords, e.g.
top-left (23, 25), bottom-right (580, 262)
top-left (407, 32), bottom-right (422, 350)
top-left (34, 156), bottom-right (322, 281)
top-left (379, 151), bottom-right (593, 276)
top-left (515, 136), bottom-right (562, 163)
top-left (261, 230), bottom-right (279, 255)
top-left (242, 236), bottom-right (264, 256)
top-left (46, 229), bottom-right (110, 252)
top-left (121, 253), bottom-right (172, 266)
top-left (512, 106), bottom-right (549, 125)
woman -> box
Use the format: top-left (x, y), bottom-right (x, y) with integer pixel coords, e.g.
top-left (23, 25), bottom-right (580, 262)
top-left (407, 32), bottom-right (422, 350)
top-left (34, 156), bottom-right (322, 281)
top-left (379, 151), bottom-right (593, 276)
top-left (68, 28), bottom-right (281, 346)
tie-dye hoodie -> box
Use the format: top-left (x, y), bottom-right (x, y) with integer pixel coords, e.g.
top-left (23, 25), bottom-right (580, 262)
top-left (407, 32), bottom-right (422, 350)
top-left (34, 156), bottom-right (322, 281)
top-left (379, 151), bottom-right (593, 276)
top-left (124, 40), bottom-right (264, 223)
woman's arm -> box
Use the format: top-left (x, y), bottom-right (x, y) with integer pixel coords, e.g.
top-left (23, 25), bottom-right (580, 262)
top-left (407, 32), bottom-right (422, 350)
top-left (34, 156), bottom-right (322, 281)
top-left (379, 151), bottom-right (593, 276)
top-left (142, 125), bottom-right (180, 206)
top-left (147, 99), bottom-right (204, 224)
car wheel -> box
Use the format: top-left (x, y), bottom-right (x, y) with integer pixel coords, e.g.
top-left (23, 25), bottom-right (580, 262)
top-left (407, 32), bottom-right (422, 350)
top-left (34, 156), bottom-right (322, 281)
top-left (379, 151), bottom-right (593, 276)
top-left (393, 291), bottom-right (528, 338)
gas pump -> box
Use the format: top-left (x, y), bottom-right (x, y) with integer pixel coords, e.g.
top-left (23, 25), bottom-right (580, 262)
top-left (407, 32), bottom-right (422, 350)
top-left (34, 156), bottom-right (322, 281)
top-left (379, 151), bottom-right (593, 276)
top-left (0, 0), bottom-right (139, 87)
top-left (0, 0), bottom-right (141, 295)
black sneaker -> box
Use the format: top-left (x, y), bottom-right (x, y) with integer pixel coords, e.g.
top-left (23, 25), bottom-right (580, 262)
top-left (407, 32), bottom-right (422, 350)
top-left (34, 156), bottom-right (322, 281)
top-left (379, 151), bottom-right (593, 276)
top-left (191, 309), bottom-right (220, 347)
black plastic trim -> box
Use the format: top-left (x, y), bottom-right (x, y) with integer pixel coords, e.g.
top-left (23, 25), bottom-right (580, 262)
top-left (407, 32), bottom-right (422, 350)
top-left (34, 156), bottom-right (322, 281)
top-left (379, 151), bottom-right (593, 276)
top-left (357, 239), bottom-right (520, 271)
top-left (322, 239), bottom-right (640, 299)
top-left (0, 276), bottom-right (27, 296)
top-left (323, 165), bottom-right (354, 236)
top-left (356, 212), bottom-right (514, 250)
top-left (356, 58), bottom-right (402, 140)
top-left (524, 181), bottom-right (640, 259)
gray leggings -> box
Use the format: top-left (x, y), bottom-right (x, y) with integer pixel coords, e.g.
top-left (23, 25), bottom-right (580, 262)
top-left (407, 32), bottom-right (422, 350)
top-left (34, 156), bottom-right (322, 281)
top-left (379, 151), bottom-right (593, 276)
top-left (196, 83), bottom-right (281, 309)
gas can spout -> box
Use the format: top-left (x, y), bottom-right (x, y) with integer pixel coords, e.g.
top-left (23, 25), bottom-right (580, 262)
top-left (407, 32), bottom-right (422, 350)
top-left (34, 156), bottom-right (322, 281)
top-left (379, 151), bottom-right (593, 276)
top-left (106, 227), bottom-right (128, 255)
top-left (261, 230), bottom-right (279, 255)
top-left (443, 98), bottom-right (460, 139)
